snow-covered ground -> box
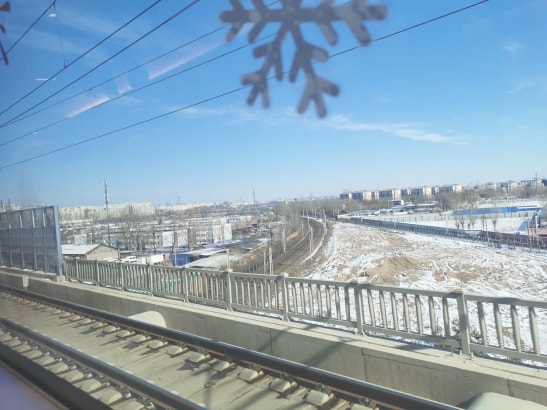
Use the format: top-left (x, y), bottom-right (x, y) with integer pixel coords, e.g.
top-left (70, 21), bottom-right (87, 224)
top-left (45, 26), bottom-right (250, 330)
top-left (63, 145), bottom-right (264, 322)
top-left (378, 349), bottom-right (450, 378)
top-left (305, 221), bottom-right (546, 301)
top-left (302, 221), bottom-right (547, 359)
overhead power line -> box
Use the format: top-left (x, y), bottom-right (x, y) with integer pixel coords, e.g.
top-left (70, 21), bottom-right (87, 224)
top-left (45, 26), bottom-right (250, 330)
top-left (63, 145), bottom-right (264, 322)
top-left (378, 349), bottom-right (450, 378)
top-left (0, 0), bottom-right (280, 133)
top-left (0, 0), bottom-right (201, 128)
top-left (0, 0), bottom-right (54, 64)
top-left (3, 24), bottom-right (230, 129)
top-left (0, 86), bottom-right (245, 170)
top-left (333, 0), bottom-right (489, 57)
top-left (0, 0), bottom-right (163, 120)
top-left (2, 0), bottom-right (283, 129)
top-left (0, 0), bottom-right (486, 148)
top-left (0, 0), bottom-right (489, 170)
top-left (52, 0), bottom-right (66, 66)
top-left (0, 31), bottom-right (273, 148)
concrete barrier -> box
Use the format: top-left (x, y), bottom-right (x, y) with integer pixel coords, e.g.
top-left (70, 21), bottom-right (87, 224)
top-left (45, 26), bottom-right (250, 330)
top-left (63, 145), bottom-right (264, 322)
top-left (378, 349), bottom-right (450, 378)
top-left (0, 272), bottom-right (29, 289)
top-left (2, 275), bottom-right (546, 407)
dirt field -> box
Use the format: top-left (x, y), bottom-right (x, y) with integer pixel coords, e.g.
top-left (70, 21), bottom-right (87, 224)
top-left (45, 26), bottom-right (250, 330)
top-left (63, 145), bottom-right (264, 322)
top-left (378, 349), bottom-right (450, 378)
top-left (303, 222), bottom-right (547, 300)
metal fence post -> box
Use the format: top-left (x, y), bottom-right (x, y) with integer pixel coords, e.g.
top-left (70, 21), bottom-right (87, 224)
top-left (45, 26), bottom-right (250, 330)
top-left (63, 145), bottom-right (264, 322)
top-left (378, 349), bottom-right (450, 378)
top-left (178, 266), bottom-right (184, 297)
top-left (118, 261), bottom-right (124, 291)
top-left (454, 289), bottom-right (471, 356)
top-left (93, 259), bottom-right (99, 286)
top-left (352, 280), bottom-right (364, 335)
top-left (147, 263), bottom-right (152, 295)
top-left (183, 267), bottom-right (189, 303)
top-left (226, 271), bottom-right (233, 311)
top-left (279, 272), bottom-right (289, 321)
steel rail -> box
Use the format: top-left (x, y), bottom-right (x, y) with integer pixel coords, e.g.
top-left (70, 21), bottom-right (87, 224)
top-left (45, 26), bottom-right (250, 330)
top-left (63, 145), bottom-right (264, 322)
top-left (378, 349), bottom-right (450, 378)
top-left (0, 284), bottom-right (460, 410)
top-left (0, 339), bottom-right (111, 410)
top-left (0, 318), bottom-right (205, 410)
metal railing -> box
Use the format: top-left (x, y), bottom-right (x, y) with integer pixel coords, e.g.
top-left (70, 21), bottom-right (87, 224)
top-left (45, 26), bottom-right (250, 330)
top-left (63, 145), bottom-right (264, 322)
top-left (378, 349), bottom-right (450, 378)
top-left (61, 258), bottom-right (547, 366)
top-left (341, 216), bottom-right (547, 252)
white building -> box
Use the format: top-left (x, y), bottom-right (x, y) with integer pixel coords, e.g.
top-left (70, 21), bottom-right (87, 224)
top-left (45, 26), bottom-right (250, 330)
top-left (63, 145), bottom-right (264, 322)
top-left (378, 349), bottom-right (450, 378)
top-left (62, 244), bottom-right (119, 260)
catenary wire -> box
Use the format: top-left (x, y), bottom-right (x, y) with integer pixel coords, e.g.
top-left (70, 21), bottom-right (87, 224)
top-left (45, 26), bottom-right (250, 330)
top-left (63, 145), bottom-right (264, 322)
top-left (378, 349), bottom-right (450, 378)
top-left (0, 0), bottom-right (200, 127)
top-left (0, 0), bottom-right (55, 64)
top-left (0, 87), bottom-right (245, 170)
top-left (0, 32), bottom-right (275, 148)
top-left (0, 0), bottom-right (281, 129)
top-left (0, 0), bottom-right (476, 147)
top-left (0, 0), bottom-right (489, 170)
top-left (4, 24), bottom-right (230, 128)
top-left (0, 0), bottom-right (163, 120)
top-left (52, 1), bottom-right (66, 67)
top-left (0, 0), bottom-right (485, 147)
top-left (332, 0), bottom-right (489, 58)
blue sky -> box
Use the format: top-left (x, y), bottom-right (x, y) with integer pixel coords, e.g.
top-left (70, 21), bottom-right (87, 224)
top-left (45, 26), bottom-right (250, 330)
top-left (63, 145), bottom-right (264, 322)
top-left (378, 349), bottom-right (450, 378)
top-left (0, 0), bottom-right (545, 207)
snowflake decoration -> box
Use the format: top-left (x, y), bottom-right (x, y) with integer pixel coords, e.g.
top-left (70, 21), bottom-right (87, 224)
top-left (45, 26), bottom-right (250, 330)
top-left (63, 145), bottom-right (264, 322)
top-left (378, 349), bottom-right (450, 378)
top-left (220, 0), bottom-right (387, 117)
top-left (0, 2), bottom-right (9, 64)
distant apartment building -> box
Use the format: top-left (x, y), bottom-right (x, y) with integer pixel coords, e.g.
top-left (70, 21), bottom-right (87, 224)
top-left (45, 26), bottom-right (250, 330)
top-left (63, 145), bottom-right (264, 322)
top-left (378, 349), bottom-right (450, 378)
top-left (340, 184), bottom-right (450, 202)
top-left (339, 177), bottom-right (547, 204)
top-left (349, 191), bottom-right (365, 201)
top-left (485, 182), bottom-right (497, 191)
top-left (157, 203), bottom-right (213, 212)
top-left (438, 184), bottom-right (463, 193)
top-left (379, 189), bottom-right (401, 200)
top-left (340, 191), bottom-right (374, 200)
top-left (155, 217), bottom-right (232, 249)
top-left (410, 186), bottom-right (433, 198)
top-left (400, 188), bottom-right (411, 198)
top-left (499, 181), bottom-right (519, 193)
top-left (60, 202), bottom-right (154, 221)
top-left (521, 178), bottom-right (545, 188)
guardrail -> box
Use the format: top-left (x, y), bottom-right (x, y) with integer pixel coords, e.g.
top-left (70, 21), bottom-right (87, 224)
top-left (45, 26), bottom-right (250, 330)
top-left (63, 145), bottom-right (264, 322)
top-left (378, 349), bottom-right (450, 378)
top-left (61, 258), bottom-right (547, 366)
top-left (341, 216), bottom-right (547, 252)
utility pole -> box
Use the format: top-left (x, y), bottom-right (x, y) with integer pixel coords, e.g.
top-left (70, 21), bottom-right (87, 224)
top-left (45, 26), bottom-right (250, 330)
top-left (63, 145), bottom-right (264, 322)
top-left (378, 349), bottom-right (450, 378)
top-left (104, 180), bottom-right (111, 247)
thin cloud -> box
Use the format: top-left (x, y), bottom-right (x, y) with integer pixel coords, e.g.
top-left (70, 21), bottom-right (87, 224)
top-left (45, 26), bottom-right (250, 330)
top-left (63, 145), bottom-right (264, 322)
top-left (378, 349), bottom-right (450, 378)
top-left (54, 7), bottom-right (120, 38)
top-left (504, 40), bottom-right (522, 54)
top-left (506, 77), bottom-right (547, 94)
top-left (178, 105), bottom-right (292, 127)
top-left (325, 115), bottom-right (466, 144)
top-left (115, 76), bottom-right (132, 94)
top-left (170, 106), bottom-right (466, 143)
top-left (506, 80), bottom-right (532, 94)
top-left (461, 17), bottom-right (492, 35)
top-left (9, 25), bottom-right (84, 56)
top-left (505, 0), bottom-right (547, 19)
top-left (179, 106), bottom-right (228, 118)
top-left (146, 42), bottom-right (223, 80)
top-left (66, 94), bottom-right (110, 118)
top-left (375, 95), bottom-right (391, 104)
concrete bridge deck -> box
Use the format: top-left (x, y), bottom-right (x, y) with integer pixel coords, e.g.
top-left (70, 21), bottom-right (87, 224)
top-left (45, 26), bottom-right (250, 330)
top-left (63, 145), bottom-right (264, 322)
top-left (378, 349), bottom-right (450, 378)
top-left (1, 270), bottom-right (546, 408)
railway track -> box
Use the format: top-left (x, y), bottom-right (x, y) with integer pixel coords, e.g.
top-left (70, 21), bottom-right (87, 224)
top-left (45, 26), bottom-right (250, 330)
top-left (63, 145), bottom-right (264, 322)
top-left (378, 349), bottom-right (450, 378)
top-left (0, 285), bottom-right (458, 410)
top-left (273, 218), bottom-right (325, 275)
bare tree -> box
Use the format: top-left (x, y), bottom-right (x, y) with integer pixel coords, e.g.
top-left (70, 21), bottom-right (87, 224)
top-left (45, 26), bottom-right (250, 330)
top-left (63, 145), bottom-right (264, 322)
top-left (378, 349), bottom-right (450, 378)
top-left (491, 214), bottom-right (498, 233)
